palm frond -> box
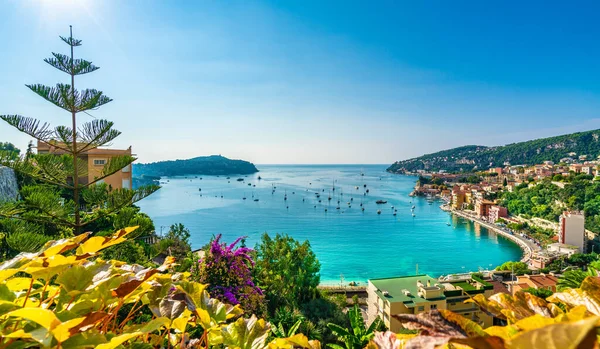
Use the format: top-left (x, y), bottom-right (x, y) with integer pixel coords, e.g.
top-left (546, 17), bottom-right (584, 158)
top-left (60, 35), bottom-right (82, 47)
top-left (0, 115), bottom-right (53, 142)
top-left (77, 119), bottom-right (121, 152)
top-left (44, 52), bottom-right (99, 75)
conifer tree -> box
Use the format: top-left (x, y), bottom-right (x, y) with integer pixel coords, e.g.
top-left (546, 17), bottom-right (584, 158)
top-left (0, 27), bottom-right (158, 234)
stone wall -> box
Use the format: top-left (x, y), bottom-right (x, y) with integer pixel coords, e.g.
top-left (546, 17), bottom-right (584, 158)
top-left (0, 166), bottom-right (19, 202)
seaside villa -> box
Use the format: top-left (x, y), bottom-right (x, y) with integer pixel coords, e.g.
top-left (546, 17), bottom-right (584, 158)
top-left (366, 274), bottom-right (495, 331)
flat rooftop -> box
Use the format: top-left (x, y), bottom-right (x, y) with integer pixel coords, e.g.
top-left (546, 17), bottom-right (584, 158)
top-left (370, 275), bottom-right (445, 307)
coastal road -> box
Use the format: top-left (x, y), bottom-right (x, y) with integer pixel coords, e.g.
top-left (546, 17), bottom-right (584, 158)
top-left (449, 209), bottom-right (541, 264)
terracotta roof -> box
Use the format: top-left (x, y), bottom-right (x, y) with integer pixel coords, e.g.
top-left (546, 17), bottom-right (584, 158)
top-left (488, 280), bottom-right (510, 294)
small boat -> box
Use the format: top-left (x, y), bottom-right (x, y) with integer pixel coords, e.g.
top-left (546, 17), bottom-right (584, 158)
top-left (237, 178), bottom-right (244, 181)
top-left (393, 212), bottom-right (397, 216)
top-left (361, 207), bottom-right (365, 211)
top-left (377, 210), bottom-right (381, 214)
top-left (366, 189), bottom-right (370, 193)
top-left (412, 213), bottom-right (416, 217)
top-left (199, 188), bottom-right (201, 191)
top-left (391, 206), bottom-right (394, 209)
top-left (412, 205), bottom-right (416, 209)
top-left (254, 198), bottom-right (259, 202)
top-left (336, 206), bottom-right (340, 210)
top-left (247, 183), bottom-right (251, 186)
top-left (446, 222), bottom-right (451, 226)
top-left (226, 177), bottom-right (230, 179)
top-left (376, 200), bottom-right (387, 204)
top-left (258, 176), bottom-right (262, 180)
top-left (243, 197), bottom-right (247, 200)
top-left (324, 208), bottom-right (328, 212)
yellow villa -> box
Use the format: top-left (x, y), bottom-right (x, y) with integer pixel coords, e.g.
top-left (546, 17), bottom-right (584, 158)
top-left (37, 140), bottom-right (133, 189)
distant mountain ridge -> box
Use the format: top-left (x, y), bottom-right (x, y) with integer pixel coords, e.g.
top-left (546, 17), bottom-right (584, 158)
top-left (133, 155), bottom-right (258, 177)
top-left (387, 129), bottom-right (600, 173)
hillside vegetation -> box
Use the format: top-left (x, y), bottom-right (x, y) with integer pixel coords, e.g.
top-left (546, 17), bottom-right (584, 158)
top-left (387, 129), bottom-right (600, 173)
top-left (133, 155), bottom-right (258, 177)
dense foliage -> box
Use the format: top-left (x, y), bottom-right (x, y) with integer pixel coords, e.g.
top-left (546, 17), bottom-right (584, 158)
top-left (387, 128), bottom-right (600, 173)
top-left (500, 177), bottom-right (600, 234)
top-left (327, 304), bottom-right (382, 349)
top-left (192, 234), bottom-right (266, 317)
top-left (0, 142), bottom-right (19, 160)
top-left (254, 233), bottom-right (321, 314)
top-left (495, 261), bottom-right (530, 275)
top-left (133, 155), bottom-right (258, 177)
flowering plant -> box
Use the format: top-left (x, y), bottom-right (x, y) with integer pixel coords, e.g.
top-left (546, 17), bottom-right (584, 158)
top-left (192, 234), bottom-right (266, 316)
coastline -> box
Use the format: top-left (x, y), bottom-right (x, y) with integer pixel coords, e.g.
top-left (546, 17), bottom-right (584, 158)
top-left (441, 205), bottom-right (538, 264)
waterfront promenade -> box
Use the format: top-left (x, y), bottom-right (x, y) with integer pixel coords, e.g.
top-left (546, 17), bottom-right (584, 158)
top-left (443, 206), bottom-right (540, 264)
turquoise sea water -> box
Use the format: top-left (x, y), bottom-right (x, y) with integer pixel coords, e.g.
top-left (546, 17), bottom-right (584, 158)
top-left (137, 165), bottom-right (521, 284)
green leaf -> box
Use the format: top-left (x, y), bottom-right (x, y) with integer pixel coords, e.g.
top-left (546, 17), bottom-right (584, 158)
top-left (55, 265), bottom-right (95, 295)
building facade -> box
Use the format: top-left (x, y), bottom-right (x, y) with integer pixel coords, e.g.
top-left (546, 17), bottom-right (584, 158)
top-left (37, 141), bottom-right (132, 190)
top-left (558, 211), bottom-right (586, 253)
top-left (367, 274), bottom-right (494, 332)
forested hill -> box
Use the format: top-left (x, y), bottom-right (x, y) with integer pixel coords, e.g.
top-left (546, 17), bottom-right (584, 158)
top-left (133, 155), bottom-right (258, 177)
top-left (387, 129), bottom-right (600, 173)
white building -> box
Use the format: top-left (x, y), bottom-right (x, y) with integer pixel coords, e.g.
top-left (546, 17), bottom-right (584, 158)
top-left (559, 211), bottom-right (586, 253)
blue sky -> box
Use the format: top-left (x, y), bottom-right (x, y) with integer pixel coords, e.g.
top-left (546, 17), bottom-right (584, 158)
top-left (1, 0), bottom-right (599, 164)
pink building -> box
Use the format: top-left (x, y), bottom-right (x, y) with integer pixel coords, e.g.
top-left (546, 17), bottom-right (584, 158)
top-left (488, 205), bottom-right (508, 223)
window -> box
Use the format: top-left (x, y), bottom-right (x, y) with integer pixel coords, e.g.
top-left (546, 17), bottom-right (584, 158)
top-left (431, 304), bottom-right (437, 310)
top-left (417, 306), bottom-right (424, 311)
top-left (122, 164), bottom-right (130, 173)
top-left (93, 159), bottom-right (106, 166)
top-left (122, 179), bottom-right (131, 189)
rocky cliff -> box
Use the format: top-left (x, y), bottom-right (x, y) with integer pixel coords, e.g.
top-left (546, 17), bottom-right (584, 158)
top-left (0, 166), bottom-right (19, 202)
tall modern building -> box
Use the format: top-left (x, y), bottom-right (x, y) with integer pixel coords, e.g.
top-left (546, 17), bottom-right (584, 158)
top-left (558, 211), bottom-right (586, 253)
top-left (37, 140), bottom-right (133, 190)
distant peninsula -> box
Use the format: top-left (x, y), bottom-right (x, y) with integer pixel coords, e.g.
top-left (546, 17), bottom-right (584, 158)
top-left (133, 155), bottom-right (259, 177)
top-left (387, 128), bottom-right (600, 174)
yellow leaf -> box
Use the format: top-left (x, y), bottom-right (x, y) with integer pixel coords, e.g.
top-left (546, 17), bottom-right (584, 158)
top-left (548, 277), bottom-right (600, 316)
top-left (4, 308), bottom-right (62, 331)
top-left (172, 309), bottom-right (192, 333)
top-left (95, 331), bottom-right (143, 349)
top-left (3, 329), bottom-right (33, 339)
top-left (514, 314), bottom-right (556, 331)
top-left (484, 325), bottom-right (520, 340)
top-left (508, 316), bottom-right (600, 349)
top-left (75, 227), bottom-right (138, 256)
top-left (0, 269), bottom-right (17, 283)
top-left (6, 277), bottom-right (37, 292)
top-left (40, 233), bottom-right (90, 257)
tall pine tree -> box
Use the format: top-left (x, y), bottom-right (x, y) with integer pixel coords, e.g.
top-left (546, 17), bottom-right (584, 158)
top-left (0, 27), bottom-right (158, 234)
